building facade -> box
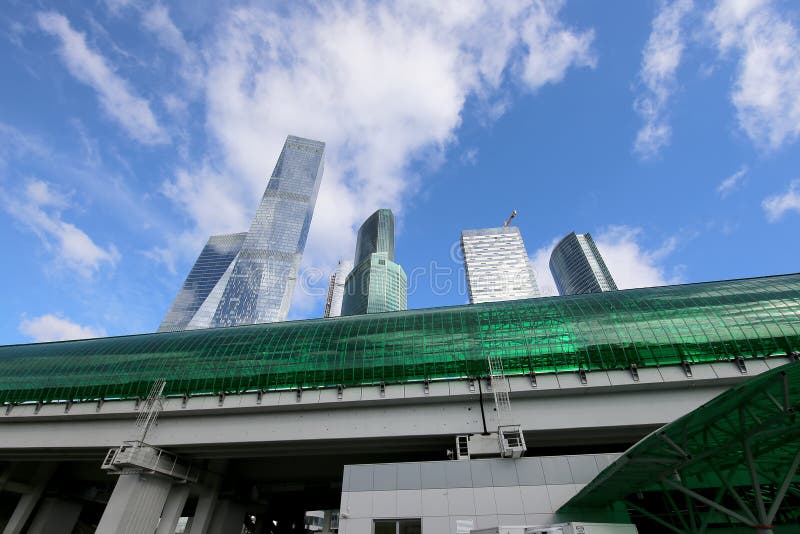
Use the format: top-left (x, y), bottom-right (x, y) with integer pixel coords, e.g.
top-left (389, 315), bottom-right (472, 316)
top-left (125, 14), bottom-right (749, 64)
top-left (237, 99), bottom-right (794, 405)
top-left (158, 232), bottom-right (246, 333)
top-left (461, 227), bottom-right (540, 304)
top-left (549, 232), bottom-right (617, 296)
top-left (324, 260), bottom-right (353, 318)
top-left (159, 135), bottom-right (325, 330)
top-left (342, 209), bottom-right (407, 316)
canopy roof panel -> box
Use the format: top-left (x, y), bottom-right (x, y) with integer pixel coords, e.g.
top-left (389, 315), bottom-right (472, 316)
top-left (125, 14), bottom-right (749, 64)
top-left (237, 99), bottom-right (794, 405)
top-left (1, 274), bottom-right (799, 404)
top-left (562, 359), bottom-right (800, 511)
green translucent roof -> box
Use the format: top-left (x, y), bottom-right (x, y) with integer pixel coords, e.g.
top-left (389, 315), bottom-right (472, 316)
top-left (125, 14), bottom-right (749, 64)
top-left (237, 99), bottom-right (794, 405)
top-left (562, 360), bottom-right (800, 526)
top-left (1, 274), bottom-right (799, 404)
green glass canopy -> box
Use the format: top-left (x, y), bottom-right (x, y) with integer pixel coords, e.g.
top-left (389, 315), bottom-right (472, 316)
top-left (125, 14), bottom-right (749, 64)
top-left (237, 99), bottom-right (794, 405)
top-left (561, 360), bottom-right (800, 530)
top-left (1, 274), bottom-right (799, 405)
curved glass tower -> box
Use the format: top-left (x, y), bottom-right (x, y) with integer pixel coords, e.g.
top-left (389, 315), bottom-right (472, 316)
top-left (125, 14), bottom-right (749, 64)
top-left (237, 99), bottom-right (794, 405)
top-left (342, 209), bottom-right (407, 315)
top-left (549, 232), bottom-right (617, 296)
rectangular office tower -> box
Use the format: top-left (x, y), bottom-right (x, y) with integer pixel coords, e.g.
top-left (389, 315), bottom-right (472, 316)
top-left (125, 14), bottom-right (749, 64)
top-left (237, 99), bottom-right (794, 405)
top-left (158, 136), bottom-right (325, 331)
top-left (324, 260), bottom-right (353, 318)
top-left (549, 232), bottom-right (617, 295)
top-left (461, 226), bottom-right (540, 304)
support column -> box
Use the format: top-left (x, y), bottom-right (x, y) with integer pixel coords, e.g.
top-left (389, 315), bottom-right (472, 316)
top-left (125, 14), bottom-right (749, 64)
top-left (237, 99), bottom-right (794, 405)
top-left (208, 499), bottom-right (246, 534)
top-left (95, 474), bottom-right (172, 534)
top-left (187, 487), bottom-right (218, 534)
top-left (27, 498), bottom-right (83, 534)
top-left (2, 462), bottom-right (56, 534)
top-left (155, 484), bottom-right (190, 534)
top-left (187, 459), bottom-right (226, 534)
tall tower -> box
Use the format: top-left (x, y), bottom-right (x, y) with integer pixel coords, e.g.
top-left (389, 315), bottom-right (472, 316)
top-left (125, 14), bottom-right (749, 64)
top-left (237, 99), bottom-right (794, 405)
top-left (158, 135), bottom-right (325, 331)
top-left (324, 260), bottom-right (353, 318)
top-left (461, 226), bottom-right (540, 304)
top-left (549, 232), bottom-right (617, 296)
top-left (342, 209), bottom-right (407, 315)
top-left (158, 232), bottom-right (247, 332)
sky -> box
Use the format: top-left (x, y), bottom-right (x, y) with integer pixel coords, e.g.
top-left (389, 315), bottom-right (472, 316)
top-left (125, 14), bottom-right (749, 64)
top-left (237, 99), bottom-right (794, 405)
top-left (1, 0), bottom-right (799, 344)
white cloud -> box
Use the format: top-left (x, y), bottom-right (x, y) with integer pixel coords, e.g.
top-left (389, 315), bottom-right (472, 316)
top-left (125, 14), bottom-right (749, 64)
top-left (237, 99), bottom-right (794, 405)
top-left (1, 179), bottom-right (120, 277)
top-left (530, 236), bottom-right (563, 296)
top-left (141, 4), bottom-right (203, 90)
top-left (175, 0), bottom-right (595, 282)
top-left (519, 2), bottom-right (596, 90)
top-left (19, 314), bottom-right (105, 342)
top-left (36, 11), bottom-right (168, 144)
top-left (708, 0), bottom-right (800, 150)
top-left (530, 226), bottom-right (683, 296)
top-left (762, 180), bottom-right (800, 221)
top-left (461, 148), bottom-right (479, 166)
top-left (596, 226), bottom-right (683, 288)
top-left (717, 165), bottom-right (747, 196)
top-left (634, 0), bottom-right (695, 158)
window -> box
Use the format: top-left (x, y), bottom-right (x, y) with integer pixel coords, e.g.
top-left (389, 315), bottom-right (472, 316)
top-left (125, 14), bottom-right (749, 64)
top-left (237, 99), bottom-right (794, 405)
top-left (374, 519), bottom-right (422, 534)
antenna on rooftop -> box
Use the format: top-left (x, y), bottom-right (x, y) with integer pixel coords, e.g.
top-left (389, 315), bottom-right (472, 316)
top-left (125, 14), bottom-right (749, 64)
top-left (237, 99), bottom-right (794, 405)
top-left (503, 210), bottom-right (517, 227)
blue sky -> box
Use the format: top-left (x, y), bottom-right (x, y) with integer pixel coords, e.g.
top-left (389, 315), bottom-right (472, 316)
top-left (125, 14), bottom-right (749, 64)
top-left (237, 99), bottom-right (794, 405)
top-left (1, 0), bottom-right (799, 344)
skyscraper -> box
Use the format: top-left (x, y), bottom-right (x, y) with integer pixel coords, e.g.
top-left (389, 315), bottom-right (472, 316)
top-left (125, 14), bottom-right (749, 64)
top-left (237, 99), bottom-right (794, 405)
top-left (158, 232), bottom-right (247, 332)
top-left (159, 135), bottom-right (325, 331)
top-left (342, 209), bottom-right (407, 315)
top-left (324, 260), bottom-right (353, 318)
top-left (461, 226), bottom-right (540, 304)
top-left (549, 232), bottom-right (617, 296)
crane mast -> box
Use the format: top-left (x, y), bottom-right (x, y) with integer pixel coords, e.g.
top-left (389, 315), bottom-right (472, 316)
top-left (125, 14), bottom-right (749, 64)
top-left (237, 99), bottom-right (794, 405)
top-left (503, 209), bottom-right (518, 227)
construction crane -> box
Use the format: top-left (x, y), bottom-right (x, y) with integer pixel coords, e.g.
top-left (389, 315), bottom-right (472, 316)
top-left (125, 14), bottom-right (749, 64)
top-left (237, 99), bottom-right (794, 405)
top-left (503, 209), bottom-right (517, 227)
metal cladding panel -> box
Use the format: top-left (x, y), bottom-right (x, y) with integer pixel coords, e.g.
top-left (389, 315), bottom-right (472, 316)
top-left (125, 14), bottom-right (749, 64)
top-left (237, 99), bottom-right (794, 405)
top-left (1, 274), bottom-right (800, 404)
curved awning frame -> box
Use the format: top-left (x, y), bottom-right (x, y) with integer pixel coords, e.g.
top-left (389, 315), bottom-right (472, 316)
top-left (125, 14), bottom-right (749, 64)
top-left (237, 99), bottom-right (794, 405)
top-left (562, 359), bottom-right (800, 533)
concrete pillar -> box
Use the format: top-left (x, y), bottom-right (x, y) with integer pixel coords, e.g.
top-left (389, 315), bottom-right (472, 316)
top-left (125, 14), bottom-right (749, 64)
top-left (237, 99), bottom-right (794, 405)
top-left (186, 459), bottom-right (226, 534)
top-left (208, 499), bottom-right (246, 534)
top-left (155, 484), bottom-right (190, 534)
top-left (27, 498), bottom-right (82, 534)
top-left (95, 474), bottom-right (172, 534)
top-left (2, 462), bottom-right (56, 534)
top-left (187, 488), bottom-right (218, 534)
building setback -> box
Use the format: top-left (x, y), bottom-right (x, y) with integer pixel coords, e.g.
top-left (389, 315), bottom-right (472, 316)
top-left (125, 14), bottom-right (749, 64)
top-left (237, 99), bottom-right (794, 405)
top-left (324, 260), bottom-right (353, 318)
top-left (461, 226), bottom-right (540, 304)
top-left (342, 209), bottom-right (407, 316)
top-left (549, 232), bottom-right (617, 296)
top-left (158, 135), bottom-right (325, 331)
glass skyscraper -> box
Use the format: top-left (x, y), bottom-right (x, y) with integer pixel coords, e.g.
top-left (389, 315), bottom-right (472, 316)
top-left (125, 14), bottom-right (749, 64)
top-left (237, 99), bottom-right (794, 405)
top-left (324, 260), bottom-right (353, 318)
top-left (158, 232), bottom-right (247, 332)
top-left (461, 226), bottom-right (540, 304)
top-left (549, 231), bottom-right (617, 295)
top-left (159, 135), bottom-right (325, 331)
top-left (342, 209), bottom-right (407, 315)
